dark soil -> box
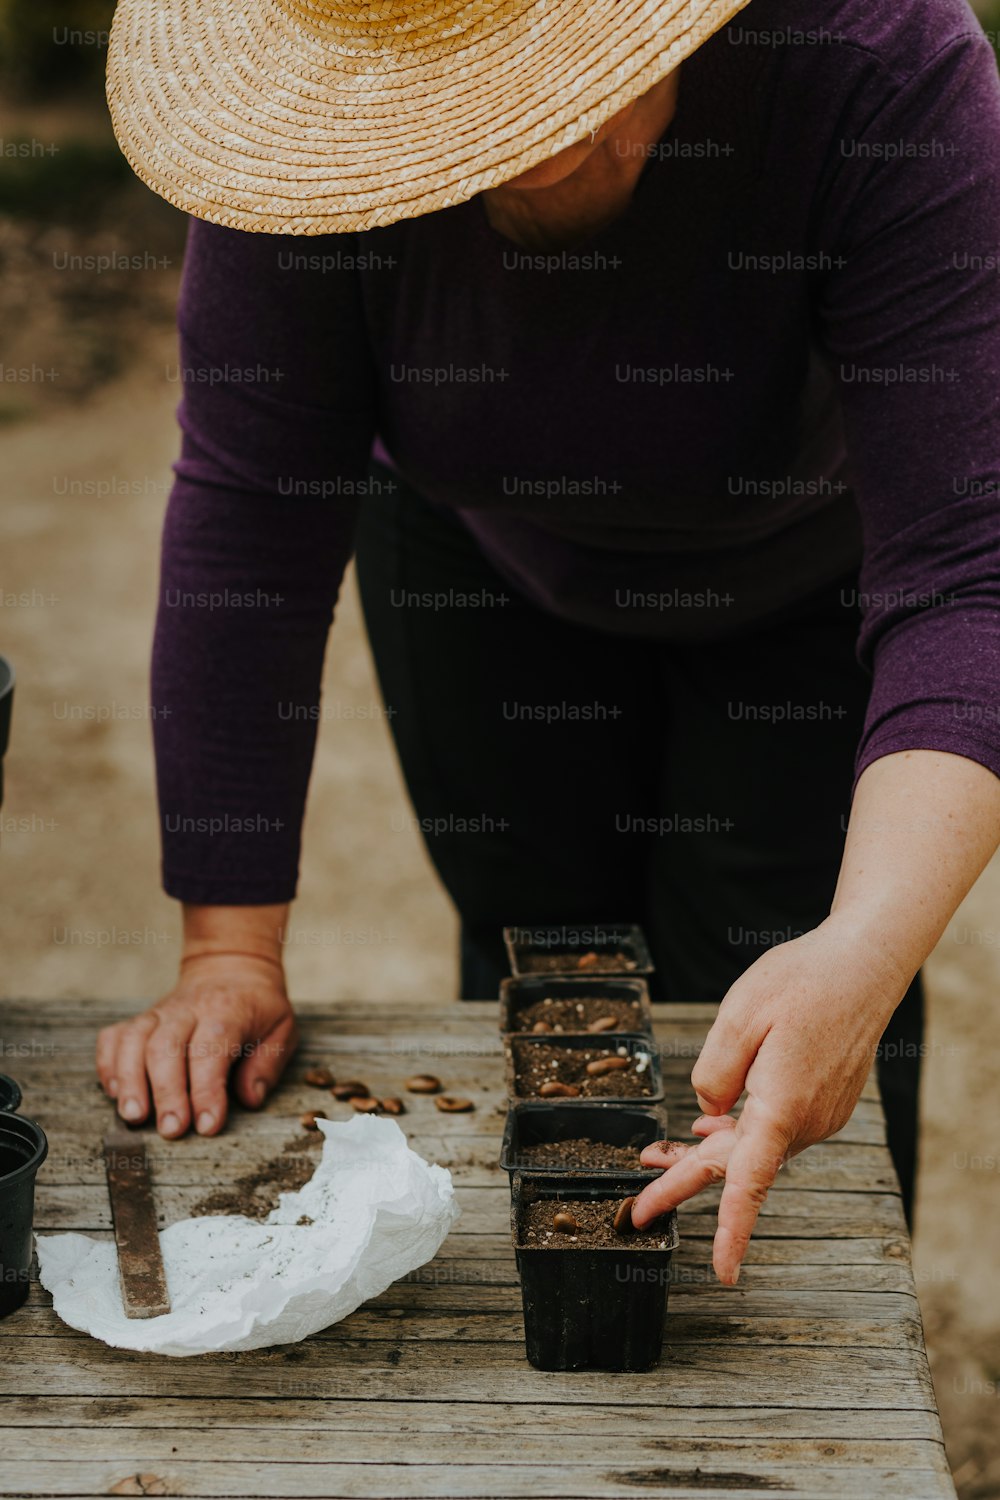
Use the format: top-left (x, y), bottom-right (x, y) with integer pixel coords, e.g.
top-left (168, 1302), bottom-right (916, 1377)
top-left (510, 1040), bottom-right (656, 1099)
top-left (512, 995), bottom-right (646, 1032)
top-left (191, 1134), bottom-right (320, 1221)
top-left (519, 950), bottom-right (639, 974)
top-left (516, 1138), bottom-right (647, 1170)
top-left (518, 1198), bottom-right (673, 1249)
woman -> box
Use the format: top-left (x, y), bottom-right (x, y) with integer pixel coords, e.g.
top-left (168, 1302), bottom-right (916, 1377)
top-left (97, 0), bottom-right (1000, 1284)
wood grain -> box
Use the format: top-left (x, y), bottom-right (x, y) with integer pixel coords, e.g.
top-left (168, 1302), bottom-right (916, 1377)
top-left (0, 1000), bottom-right (954, 1499)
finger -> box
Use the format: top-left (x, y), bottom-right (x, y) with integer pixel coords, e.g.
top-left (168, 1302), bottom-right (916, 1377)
top-left (631, 1131), bottom-right (737, 1226)
top-left (232, 1010), bottom-right (299, 1109)
top-left (691, 1114), bottom-right (738, 1138)
top-left (187, 1015), bottom-right (244, 1135)
top-left (113, 1014), bottom-right (158, 1123)
top-left (639, 1140), bottom-right (692, 1168)
top-left (144, 1017), bottom-right (194, 1138)
top-left (711, 1111), bottom-right (791, 1285)
top-left (690, 1000), bottom-right (760, 1115)
top-left (95, 1024), bottom-right (122, 1098)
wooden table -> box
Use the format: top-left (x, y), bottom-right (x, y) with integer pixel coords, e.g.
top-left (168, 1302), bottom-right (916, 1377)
top-left (0, 998), bottom-right (956, 1499)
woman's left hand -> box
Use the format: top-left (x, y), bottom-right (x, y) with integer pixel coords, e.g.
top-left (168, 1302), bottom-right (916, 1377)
top-left (630, 913), bottom-right (910, 1284)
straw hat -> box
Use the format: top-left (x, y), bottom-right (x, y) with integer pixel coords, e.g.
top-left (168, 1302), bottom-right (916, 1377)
top-left (107, 0), bottom-right (752, 235)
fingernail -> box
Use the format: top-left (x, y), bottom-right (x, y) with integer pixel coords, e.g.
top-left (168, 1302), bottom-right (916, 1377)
top-left (161, 1112), bottom-right (181, 1136)
top-left (108, 1078), bottom-right (118, 1097)
top-left (732, 1264), bottom-right (741, 1285)
top-left (252, 1080), bottom-right (266, 1104)
top-left (121, 1098), bottom-right (143, 1121)
top-left (196, 1111), bottom-right (215, 1134)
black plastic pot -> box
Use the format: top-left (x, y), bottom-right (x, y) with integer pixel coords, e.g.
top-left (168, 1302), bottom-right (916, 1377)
top-left (499, 974), bottom-right (654, 1037)
top-left (503, 922), bottom-right (654, 979)
top-left (512, 1171), bottom-right (679, 1371)
top-left (505, 1031), bottom-right (663, 1104)
top-left (0, 1112), bottom-right (48, 1318)
top-left (0, 1075), bottom-right (22, 1113)
top-left (0, 654), bottom-right (13, 810)
top-left (500, 1101), bottom-right (668, 1176)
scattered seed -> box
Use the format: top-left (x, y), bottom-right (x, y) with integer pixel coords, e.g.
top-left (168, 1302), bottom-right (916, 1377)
top-left (531, 1021), bottom-right (553, 1034)
top-left (405, 1074), bottom-right (442, 1094)
top-left (585, 1055), bottom-right (631, 1076)
top-left (380, 1097), bottom-right (405, 1115)
top-left (538, 1081), bottom-right (582, 1098)
top-left (300, 1111), bottom-right (326, 1130)
top-left (613, 1196), bottom-right (636, 1234)
top-left (330, 1081), bottom-right (369, 1100)
top-left (304, 1067), bottom-right (335, 1088)
top-left (435, 1095), bottom-right (474, 1113)
top-left (578, 951), bottom-right (600, 970)
top-left (351, 1096), bottom-right (381, 1113)
top-left (587, 1016), bottom-right (618, 1033)
top-left (553, 1211), bottom-right (579, 1233)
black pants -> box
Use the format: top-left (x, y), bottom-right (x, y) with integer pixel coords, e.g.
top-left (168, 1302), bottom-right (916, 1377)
top-left (355, 463), bottom-right (923, 1222)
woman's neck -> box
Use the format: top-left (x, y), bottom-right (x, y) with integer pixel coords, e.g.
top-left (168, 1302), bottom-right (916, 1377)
top-left (482, 70), bottom-right (681, 251)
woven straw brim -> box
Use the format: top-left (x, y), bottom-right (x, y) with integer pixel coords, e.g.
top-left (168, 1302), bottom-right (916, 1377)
top-left (107, 0), bottom-right (753, 235)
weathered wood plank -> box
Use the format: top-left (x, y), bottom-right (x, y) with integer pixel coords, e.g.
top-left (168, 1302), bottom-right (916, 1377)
top-left (0, 1466), bottom-right (957, 1500)
top-left (28, 1136), bottom-right (897, 1192)
top-left (2, 1300), bottom-right (925, 1350)
top-left (0, 1428), bottom-right (950, 1468)
top-left (0, 1340), bottom-right (939, 1410)
top-left (29, 1184), bottom-right (909, 1235)
top-left (0, 1396), bottom-right (948, 1443)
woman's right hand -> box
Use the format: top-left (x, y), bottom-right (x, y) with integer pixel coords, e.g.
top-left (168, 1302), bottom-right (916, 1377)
top-left (95, 904), bottom-right (298, 1139)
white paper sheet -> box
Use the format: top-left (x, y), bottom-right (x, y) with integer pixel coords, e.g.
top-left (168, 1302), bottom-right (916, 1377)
top-left (36, 1114), bottom-right (459, 1356)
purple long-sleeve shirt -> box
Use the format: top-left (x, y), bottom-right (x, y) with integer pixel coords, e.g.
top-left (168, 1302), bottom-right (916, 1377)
top-left (153, 0), bottom-right (1000, 904)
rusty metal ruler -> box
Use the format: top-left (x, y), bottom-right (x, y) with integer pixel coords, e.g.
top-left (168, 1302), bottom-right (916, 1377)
top-left (103, 1118), bottom-right (171, 1319)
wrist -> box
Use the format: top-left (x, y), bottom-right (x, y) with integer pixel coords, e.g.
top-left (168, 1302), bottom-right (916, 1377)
top-left (817, 908), bottom-right (915, 1012)
top-left (181, 903), bottom-right (289, 965)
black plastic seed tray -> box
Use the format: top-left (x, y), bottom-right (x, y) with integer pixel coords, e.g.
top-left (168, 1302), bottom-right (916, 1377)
top-left (502, 922), bottom-right (654, 979)
top-left (500, 1101), bottom-right (668, 1176)
top-left (511, 1171), bottom-right (679, 1371)
top-left (499, 974), bottom-right (654, 1037)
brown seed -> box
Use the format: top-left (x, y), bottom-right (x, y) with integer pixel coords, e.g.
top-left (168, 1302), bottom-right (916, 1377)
top-left (553, 1211), bottom-right (579, 1233)
top-left (380, 1097), bottom-right (406, 1115)
top-left (613, 1196), bottom-right (636, 1234)
top-left (300, 1110), bottom-right (326, 1130)
top-left (351, 1096), bottom-right (381, 1113)
top-left (405, 1074), bottom-right (442, 1094)
top-left (330, 1081), bottom-right (369, 1100)
top-left (578, 951), bottom-right (600, 970)
top-left (587, 1016), bottom-right (618, 1033)
top-left (538, 1081), bottom-right (582, 1098)
top-left (531, 1020), bottom-right (553, 1034)
top-left (585, 1055), bottom-right (631, 1076)
top-left (304, 1067), bottom-right (335, 1088)
top-left (434, 1095), bottom-right (474, 1113)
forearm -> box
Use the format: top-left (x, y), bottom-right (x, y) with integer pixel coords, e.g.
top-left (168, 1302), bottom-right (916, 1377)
top-left (831, 748), bottom-right (1000, 983)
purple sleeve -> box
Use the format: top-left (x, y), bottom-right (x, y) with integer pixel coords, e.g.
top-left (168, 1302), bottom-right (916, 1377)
top-left (814, 32), bottom-right (1000, 790)
top-left (152, 220), bottom-right (375, 903)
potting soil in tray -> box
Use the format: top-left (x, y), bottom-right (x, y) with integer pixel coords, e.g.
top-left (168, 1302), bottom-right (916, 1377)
top-left (518, 1198), bottom-right (673, 1249)
top-left (520, 950), bottom-right (639, 974)
top-left (514, 995), bottom-right (646, 1032)
top-left (516, 1138), bottom-right (647, 1170)
top-left (511, 1040), bottom-right (655, 1099)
